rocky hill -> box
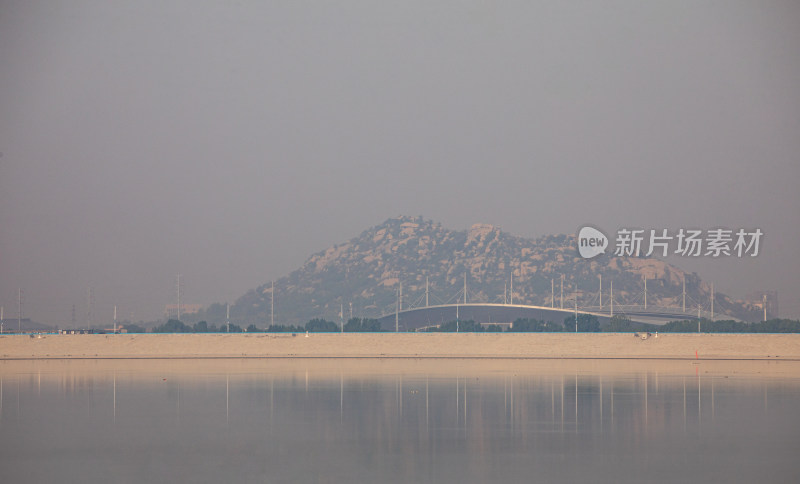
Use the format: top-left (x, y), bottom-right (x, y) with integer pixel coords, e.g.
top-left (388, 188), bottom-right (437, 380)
top-left (197, 216), bottom-right (763, 326)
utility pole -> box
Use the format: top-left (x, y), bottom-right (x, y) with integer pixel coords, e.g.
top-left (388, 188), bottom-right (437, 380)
top-left (610, 280), bottom-right (614, 317)
top-left (86, 288), bottom-right (94, 330)
top-left (176, 274), bottom-right (182, 322)
top-left (226, 303), bottom-right (230, 333)
top-left (504, 283), bottom-right (507, 305)
top-left (711, 283), bottom-right (714, 321)
top-left (19, 288), bottom-right (23, 333)
top-left (763, 294), bottom-right (768, 322)
top-left (399, 281), bottom-right (403, 311)
top-left (271, 280), bottom-right (274, 328)
top-left (560, 275), bottom-right (564, 309)
top-left (463, 273), bottom-right (467, 305)
top-left (510, 273), bottom-right (513, 305)
top-left (599, 274), bottom-right (602, 309)
top-left (644, 276), bottom-right (647, 310)
top-left (574, 292), bottom-right (578, 332)
top-left (340, 303), bottom-right (344, 333)
top-left (551, 278), bottom-right (554, 308)
top-left (683, 276), bottom-right (686, 313)
top-left (425, 276), bottom-right (429, 307)
top-left (395, 287), bottom-right (399, 333)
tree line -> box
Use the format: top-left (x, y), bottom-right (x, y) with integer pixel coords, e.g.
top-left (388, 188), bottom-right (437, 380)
top-left (656, 318), bottom-right (800, 333)
top-left (421, 315), bottom-right (600, 332)
top-left (421, 316), bottom-right (800, 333)
top-left (144, 317), bottom-right (384, 334)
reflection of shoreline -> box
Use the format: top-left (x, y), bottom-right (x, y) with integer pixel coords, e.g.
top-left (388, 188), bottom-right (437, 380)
top-left (2, 333), bottom-right (800, 361)
top-left (3, 359), bottom-right (796, 484)
top-left (2, 358), bottom-right (800, 381)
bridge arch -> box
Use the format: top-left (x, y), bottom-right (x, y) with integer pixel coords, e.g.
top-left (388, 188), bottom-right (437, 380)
top-left (376, 303), bottom-right (703, 332)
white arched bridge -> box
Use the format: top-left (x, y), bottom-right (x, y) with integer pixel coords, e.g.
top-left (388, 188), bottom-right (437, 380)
top-left (375, 302), bottom-right (716, 332)
top-left (368, 272), bottom-right (736, 331)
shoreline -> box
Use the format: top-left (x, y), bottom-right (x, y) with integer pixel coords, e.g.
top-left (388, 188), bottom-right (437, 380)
top-left (2, 333), bottom-right (800, 361)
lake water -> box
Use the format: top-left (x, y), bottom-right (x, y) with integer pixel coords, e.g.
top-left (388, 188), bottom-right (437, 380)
top-left (1, 359), bottom-right (798, 483)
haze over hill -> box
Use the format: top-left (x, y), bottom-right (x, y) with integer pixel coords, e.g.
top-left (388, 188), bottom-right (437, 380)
top-left (2, 3), bottom-right (798, 326)
top-left (192, 217), bottom-right (764, 327)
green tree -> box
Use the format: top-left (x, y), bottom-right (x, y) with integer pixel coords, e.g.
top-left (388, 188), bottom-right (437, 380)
top-left (602, 315), bottom-right (658, 332)
top-left (305, 318), bottom-right (338, 332)
top-left (344, 317), bottom-right (363, 332)
top-left (563, 314), bottom-right (600, 332)
top-left (219, 323), bottom-right (243, 333)
top-left (508, 318), bottom-right (563, 332)
top-left (193, 321), bottom-right (209, 333)
top-left (431, 320), bottom-right (482, 332)
top-left (657, 318), bottom-right (800, 333)
top-left (360, 318), bottom-right (382, 332)
top-left (660, 319), bottom-right (705, 332)
top-left (266, 324), bottom-right (304, 333)
top-left (755, 319), bottom-right (800, 333)
top-left (152, 319), bottom-right (193, 333)
top-left (605, 315), bottom-right (631, 332)
top-left (122, 323), bottom-right (146, 333)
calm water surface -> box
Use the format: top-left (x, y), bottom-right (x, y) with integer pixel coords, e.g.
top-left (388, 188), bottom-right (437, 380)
top-left (1, 359), bottom-right (798, 483)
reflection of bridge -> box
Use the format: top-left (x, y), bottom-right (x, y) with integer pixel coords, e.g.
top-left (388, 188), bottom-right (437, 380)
top-left (376, 303), bottom-right (711, 332)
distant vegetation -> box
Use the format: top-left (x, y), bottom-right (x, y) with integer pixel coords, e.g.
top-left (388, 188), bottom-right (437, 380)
top-left (507, 319), bottom-right (564, 332)
top-left (151, 319), bottom-right (246, 333)
top-left (603, 316), bottom-right (654, 332)
top-left (419, 315), bottom-right (800, 333)
top-left (121, 323), bottom-right (146, 333)
top-left (146, 317), bottom-right (385, 334)
top-left (601, 316), bottom-right (800, 333)
top-left (424, 320), bottom-right (493, 332)
top-left (422, 315), bottom-right (600, 332)
top-left (343, 317), bottom-right (382, 332)
top-left (657, 318), bottom-right (800, 333)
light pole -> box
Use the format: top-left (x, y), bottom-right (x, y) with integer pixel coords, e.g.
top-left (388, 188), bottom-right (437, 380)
top-left (574, 292), bottom-right (578, 332)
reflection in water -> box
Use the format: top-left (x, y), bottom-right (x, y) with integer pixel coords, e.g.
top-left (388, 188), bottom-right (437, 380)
top-left (0, 360), bottom-right (799, 484)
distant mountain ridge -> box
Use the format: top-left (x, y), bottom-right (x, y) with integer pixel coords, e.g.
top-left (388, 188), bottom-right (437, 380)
top-left (199, 216), bottom-right (762, 326)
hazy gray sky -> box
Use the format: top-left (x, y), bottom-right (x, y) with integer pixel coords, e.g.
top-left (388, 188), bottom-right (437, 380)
top-left (2, 1), bottom-right (799, 325)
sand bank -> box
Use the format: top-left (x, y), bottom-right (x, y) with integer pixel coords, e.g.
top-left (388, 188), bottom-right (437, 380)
top-left (1, 332), bottom-right (799, 361)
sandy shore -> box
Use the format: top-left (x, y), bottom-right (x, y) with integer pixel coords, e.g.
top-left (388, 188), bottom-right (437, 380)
top-left (1, 332), bottom-right (799, 361)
